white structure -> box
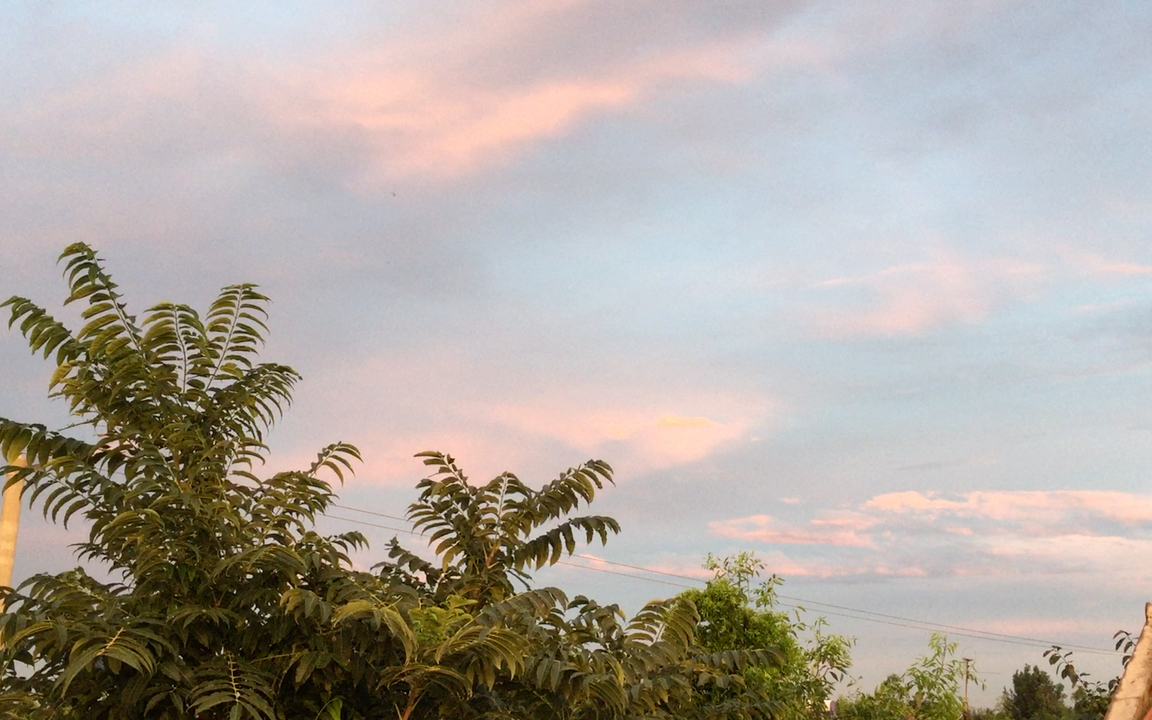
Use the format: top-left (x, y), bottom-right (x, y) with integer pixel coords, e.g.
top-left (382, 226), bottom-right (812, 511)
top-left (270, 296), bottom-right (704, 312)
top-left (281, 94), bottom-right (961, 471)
top-left (0, 456), bottom-right (24, 600)
top-left (1105, 604), bottom-right (1152, 720)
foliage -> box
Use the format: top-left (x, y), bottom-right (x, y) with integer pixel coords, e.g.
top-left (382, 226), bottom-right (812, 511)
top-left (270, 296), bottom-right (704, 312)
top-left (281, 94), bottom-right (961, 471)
top-left (906, 634), bottom-right (973, 720)
top-left (838, 634), bottom-right (975, 720)
top-left (838, 674), bottom-right (916, 720)
top-left (0, 244), bottom-right (785, 720)
top-left (379, 450), bottom-right (620, 607)
top-left (0, 243), bottom-right (407, 719)
top-left (677, 552), bottom-right (853, 720)
top-left (1069, 685), bottom-right (1110, 720)
top-left (1041, 630), bottom-right (1136, 720)
top-left (972, 706), bottom-right (1010, 720)
top-left (375, 457), bottom-right (785, 720)
top-left (1002, 665), bottom-right (1066, 720)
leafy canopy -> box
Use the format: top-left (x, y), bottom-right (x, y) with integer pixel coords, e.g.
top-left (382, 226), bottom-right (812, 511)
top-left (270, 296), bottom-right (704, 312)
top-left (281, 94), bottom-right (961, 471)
top-left (837, 633), bottom-right (975, 720)
top-left (1002, 665), bottom-right (1067, 720)
top-left (0, 244), bottom-right (786, 720)
top-left (678, 552), bottom-right (853, 720)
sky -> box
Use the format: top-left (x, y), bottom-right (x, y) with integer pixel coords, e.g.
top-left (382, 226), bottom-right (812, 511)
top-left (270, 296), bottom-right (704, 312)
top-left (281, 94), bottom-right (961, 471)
top-left (3, 0), bottom-right (1152, 705)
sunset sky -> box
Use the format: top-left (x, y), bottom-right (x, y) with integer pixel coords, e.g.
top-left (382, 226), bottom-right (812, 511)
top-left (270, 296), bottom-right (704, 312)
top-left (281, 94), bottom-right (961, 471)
top-left (4, 0), bottom-right (1152, 703)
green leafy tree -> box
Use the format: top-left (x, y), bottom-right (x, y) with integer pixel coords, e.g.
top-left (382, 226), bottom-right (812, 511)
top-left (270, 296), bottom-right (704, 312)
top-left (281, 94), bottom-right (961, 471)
top-left (838, 634), bottom-right (974, 720)
top-left (1041, 631), bottom-right (1136, 720)
top-left (376, 456), bottom-right (786, 720)
top-left (0, 244), bottom-right (785, 720)
top-left (0, 243), bottom-right (417, 719)
top-left (1069, 685), bottom-right (1110, 720)
top-left (380, 450), bottom-right (620, 607)
top-left (1002, 665), bottom-right (1068, 720)
top-left (678, 552), bottom-right (854, 720)
top-left (972, 707), bottom-right (1010, 720)
top-left (906, 634), bottom-right (971, 720)
top-left (837, 674), bottom-right (915, 720)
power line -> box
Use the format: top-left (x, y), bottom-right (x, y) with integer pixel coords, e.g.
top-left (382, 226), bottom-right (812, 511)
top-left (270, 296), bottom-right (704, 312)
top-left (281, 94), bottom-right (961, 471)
top-left (771, 595), bottom-right (1116, 655)
top-left (571, 554), bottom-right (1119, 656)
top-left (323, 514), bottom-right (419, 537)
top-left (319, 507), bottom-right (1122, 656)
top-left (331, 503), bottom-right (408, 523)
top-left (560, 557), bottom-right (1117, 655)
top-left (555, 560), bottom-right (696, 589)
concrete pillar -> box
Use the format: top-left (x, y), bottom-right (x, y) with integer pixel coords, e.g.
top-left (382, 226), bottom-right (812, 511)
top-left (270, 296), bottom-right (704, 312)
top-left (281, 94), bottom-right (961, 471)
top-left (0, 455), bottom-right (25, 595)
top-left (1105, 603), bottom-right (1152, 720)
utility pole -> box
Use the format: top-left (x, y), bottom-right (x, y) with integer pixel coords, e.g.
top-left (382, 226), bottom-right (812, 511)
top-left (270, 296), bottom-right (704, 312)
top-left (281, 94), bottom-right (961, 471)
top-left (963, 657), bottom-right (973, 720)
top-left (0, 455), bottom-right (25, 607)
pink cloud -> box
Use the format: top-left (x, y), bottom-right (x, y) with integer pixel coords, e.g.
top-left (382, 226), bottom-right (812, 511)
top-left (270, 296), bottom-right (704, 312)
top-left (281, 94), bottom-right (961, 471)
top-left (874, 565), bottom-right (927, 577)
top-left (267, 20), bottom-right (770, 181)
top-left (707, 489), bottom-right (1152, 581)
top-left (5, 1), bottom-right (808, 188)
top-left (570, 552), bottom-right (881, 585)
top-left (756, 552), bottom-right (871, 579)
top-left (864, 490), bottom-right (1152, 525)
top-left (709, 513), bottom-right (877, 548)
top-left (1072, 300), bottom-right (1136, 314)
top-left (484, 403), bottom-right (759, 474)
top-left (1059, 248), bottom-right (1152, 277)
top-left (306, 77), bottom-right (638, 178)
top-left (974, 616), bottom-right (1131, 638)
top-left (283, 353), bottom-right (774, 485)
top-left (810, 255), bottom-right (1046, 337)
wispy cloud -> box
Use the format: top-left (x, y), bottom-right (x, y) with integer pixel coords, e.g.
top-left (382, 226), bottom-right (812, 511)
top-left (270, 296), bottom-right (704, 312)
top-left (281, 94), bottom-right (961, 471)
top-left (711, 511), bottom-right (877, 548)
top-left (1058, 248), bottom-right (1152, 277)
top-left (283, 352), bottom-right (775, 485)
top-left (710, 490), bottom-right (1152, 580)
top-left (809, 255), bottom-right (1046, 337)
top-left (864, 489), bottom-right (1152, 525)
top-left (479, 401), bottom-right (761, 475)
top-left (282, 36), bottom-right (771, 181)
top-left (3, 3), bottom-right (806, 189)
top-left (334, 404), bottom-right (759, 485)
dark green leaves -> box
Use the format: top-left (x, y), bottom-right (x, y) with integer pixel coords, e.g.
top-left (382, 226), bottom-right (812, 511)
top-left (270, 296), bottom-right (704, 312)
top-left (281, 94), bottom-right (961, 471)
top-left (0, 244), bottom-right (378, 720)
top-left (395, 451), bottom-right (620, 605)
top-left (1, 244), bottom-right (787, 720)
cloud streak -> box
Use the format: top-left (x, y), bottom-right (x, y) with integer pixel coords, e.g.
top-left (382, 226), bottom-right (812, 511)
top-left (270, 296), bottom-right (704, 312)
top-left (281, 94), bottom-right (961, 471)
top-left (710, 490), bottom-right (1152, 580)
top-left (809, 255), bottom-right (1046, 337)
top-left (3, 2), bottom-right (807, 190)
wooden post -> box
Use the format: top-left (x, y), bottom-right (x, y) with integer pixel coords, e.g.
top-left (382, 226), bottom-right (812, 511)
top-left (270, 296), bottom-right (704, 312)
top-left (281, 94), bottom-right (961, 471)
top-left (963, 658), bottom-right (972, 720)
top-left (0, 455), bottom-right (24, 598)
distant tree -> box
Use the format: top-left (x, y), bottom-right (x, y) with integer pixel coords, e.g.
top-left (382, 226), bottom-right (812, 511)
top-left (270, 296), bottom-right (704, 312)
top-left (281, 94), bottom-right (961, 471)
top-left (838, 634), bottom-right (973, 720)
top-left (905, 634), bottom-right (971, 720)
top-left (1002, 665), bottom-right (1068, 720)
top-left (1069, 685), bottom-right (1109, 720)
top-left (972, 706), bottom-right (1010, 720)
top-left (678, 552), bottom-right (853, 720)
top-left (837, 674), bottom-right (914, 720)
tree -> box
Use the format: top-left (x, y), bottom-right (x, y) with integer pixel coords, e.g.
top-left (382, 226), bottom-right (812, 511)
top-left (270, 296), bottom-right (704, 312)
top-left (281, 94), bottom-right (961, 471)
top-left (1002, 665), bottom-right (1067, 720)
top-left (837, 674), bottom-right (915, 720)
top-left (0, 243), bottom-right (409, 719)
top-left (678, 552), bottom-right (853, 720)
top-left (838, 634), bottom-right (973, 720)
top-left (0, 244), bottom-right (784, 720)
top-left (1041, 631), bottom-right (1137, 720)
top-left (374, 454), bottom-right (785, 720)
